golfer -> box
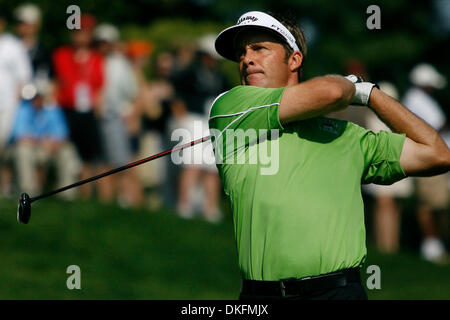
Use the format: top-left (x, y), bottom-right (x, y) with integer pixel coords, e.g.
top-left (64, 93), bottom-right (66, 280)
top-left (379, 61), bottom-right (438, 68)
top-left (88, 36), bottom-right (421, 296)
top-left (208, 11), bottom-right (450, 300)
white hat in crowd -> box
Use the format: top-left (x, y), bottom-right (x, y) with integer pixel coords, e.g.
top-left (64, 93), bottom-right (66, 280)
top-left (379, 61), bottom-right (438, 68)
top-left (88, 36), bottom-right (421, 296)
top-left (14, 3), bottom-right (41, 25)
top-left (377, 81), bottom-right (399, 100)
top-left (410, 63), bottom-right (447, 89)
top-left (198, 33), bottom-right (222, 60)
top-left (93, 23), bottom-right (120, 43)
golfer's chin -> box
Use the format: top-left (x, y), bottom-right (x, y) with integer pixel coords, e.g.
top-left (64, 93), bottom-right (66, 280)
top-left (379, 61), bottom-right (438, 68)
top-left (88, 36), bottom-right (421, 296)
top-left (245, 73), bottom-right (268, 87)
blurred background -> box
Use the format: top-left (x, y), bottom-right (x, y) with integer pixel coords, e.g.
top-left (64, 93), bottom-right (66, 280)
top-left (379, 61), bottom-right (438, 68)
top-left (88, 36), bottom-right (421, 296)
top-left (0, 0), bottom-right (449, 299)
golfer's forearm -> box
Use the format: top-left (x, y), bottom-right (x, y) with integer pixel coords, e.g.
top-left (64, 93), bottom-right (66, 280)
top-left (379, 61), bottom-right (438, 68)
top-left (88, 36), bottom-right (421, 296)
top-left (369, 88), bottom-right (441, 145)
top-left (279, 75), bottom-right (355, 124)
top-left (368, 88), bottom-right (450, 172)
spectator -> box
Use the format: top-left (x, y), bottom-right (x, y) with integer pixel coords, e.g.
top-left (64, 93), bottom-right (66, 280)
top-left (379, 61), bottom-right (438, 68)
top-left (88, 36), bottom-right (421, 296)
top-left (14, 3), bottom-right (52, 86)
top-left (9, 82), bottom-right (80, 199)
top-left (172, 43), bottom-right (196, 73)
top-left (125, 40), bottom-right (167, 209)
top-left (138, 51), bottom-right (175, 210)
top-left (93, 23), bottom-right (143, 208)
top-left (125, 39), bottom-right (154, 150)
top-left (402, 63), bottom-right (449, 263)
top-left (171, 35), bottom-right (229, 116)
top-left (364, 82), bottom-right (414, 254)
top-left (0, 9), bottom-right (32, 196)
top-left (52, 14), bottom-right (104, 199)
top-left (169, 34), bottom-right (229, 223)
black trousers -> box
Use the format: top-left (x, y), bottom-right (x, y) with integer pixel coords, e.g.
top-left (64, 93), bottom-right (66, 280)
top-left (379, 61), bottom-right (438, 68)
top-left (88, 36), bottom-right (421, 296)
top-left (63, 108), bottom-right (101, 163)
top-left (239, 268), bottom-right (368, 300)
top-left (239, 282), bottom-right (368, 300)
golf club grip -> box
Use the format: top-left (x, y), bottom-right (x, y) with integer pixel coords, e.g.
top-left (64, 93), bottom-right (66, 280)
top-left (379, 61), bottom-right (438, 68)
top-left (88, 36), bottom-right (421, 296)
top-left (31, 136), bottom-right (211, 202)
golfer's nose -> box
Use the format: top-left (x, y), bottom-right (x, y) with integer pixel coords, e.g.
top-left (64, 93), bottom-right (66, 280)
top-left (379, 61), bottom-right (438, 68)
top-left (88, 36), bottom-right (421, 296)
top-left (240, 47), bottom-right (255, 66)
top-left (242, 50), bottom-right (255, 65)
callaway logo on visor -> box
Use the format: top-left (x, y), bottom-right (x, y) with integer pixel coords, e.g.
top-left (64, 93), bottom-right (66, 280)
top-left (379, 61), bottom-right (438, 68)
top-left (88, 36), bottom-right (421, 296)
top-left (237, 16), bottom-right (259, 24)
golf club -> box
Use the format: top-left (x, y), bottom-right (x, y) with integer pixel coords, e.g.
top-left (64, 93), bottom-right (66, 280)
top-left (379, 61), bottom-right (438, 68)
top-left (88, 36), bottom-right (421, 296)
top-left (17, 135), bottom-right (211, 224)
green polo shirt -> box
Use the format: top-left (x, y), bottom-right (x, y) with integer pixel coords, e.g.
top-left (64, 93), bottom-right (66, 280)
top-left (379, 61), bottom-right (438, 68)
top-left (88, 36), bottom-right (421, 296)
top-left (208, 85), bottom-right (406, 281)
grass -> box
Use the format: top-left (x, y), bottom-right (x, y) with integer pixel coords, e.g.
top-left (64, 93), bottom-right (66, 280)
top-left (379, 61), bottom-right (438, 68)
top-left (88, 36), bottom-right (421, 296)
top-left (0, 197), bottom-right (449, 299)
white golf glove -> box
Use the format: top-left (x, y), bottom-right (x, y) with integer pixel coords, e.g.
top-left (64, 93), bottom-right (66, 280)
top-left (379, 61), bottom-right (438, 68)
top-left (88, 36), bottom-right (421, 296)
top-left (345, 74), bottom-right (379, 106)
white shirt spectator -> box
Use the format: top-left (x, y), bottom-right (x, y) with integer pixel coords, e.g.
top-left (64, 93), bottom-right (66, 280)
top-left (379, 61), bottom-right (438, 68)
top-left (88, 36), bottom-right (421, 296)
top-left (103, 52), bottom-right (137, 117)
top-left (0, 32), bottom-right (32, 147)
top-left (401, 87), bottom-right (446, 131)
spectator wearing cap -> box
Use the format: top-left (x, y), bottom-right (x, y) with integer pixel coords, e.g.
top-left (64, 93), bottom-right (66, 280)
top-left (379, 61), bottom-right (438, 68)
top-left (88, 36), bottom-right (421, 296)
top-left (126, 40), bottom-right (175, 209)
top-left (402, 63), bottom-right (449, 264)
top-left (52, 13), bottom-right (104, 199)
top-left (93, 23), bottom-right (143, 207)
top-left (14, 3), bottom-right (52, 86)
top-left (9, 82), bottom-right (80, 199)
top-left (125, 39), bottom-right (154, 151)
top-left (0, 8), bottom-right (32, 196)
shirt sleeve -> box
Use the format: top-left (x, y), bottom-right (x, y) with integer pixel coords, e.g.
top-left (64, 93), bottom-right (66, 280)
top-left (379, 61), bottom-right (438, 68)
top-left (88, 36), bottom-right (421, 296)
top-left (11, 102), bottom-right (33, 141)
top-left (121, 59), bottom-right (138, 101)
top-left (209, 85), bottom-right (285, 133)
top-left (209, 85), bottom-right (285, 164)
top-left (44, 107), bottom-right (69, 141)
top-left (360, 129), bottom-right (407, 185)
top-left (13, 40), bottom-right (32, 85)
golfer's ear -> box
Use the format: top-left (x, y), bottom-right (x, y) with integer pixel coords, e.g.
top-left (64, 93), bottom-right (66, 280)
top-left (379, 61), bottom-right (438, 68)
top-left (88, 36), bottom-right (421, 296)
top-left (289, 51), bottom-right (303, 73)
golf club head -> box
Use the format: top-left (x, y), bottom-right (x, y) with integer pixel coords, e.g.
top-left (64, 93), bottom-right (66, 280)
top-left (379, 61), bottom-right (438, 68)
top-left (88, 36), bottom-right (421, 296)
top-left (17, 193), bottom-right (31, 224)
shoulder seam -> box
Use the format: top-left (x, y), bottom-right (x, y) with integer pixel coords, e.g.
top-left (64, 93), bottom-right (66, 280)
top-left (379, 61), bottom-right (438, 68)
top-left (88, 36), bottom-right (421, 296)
top-left (211, 103), bottom-right (280, 144)
top-left (208, 91), bottom-right (229, 119)
top-left (209, 102), bottom-right (279, 121)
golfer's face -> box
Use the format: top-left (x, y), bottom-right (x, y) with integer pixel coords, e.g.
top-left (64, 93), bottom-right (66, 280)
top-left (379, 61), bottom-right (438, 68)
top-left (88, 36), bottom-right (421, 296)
top-left (235, 29), bottom-right (291, 88)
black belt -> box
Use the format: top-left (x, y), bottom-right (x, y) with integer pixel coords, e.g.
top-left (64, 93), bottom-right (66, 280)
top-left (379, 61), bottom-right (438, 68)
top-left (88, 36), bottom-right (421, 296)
top-left (241, 268), bottom-right (362, 298)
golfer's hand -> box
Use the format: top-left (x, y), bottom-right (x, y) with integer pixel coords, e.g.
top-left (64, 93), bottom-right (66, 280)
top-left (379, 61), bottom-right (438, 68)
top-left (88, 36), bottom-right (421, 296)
top-left (345, 75), bottom-right (379, 106)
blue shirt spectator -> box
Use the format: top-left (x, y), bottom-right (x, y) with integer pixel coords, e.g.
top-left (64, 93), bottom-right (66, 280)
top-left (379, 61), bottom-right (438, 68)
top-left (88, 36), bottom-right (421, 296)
top-left (10, 99), bottom-right (69, 143)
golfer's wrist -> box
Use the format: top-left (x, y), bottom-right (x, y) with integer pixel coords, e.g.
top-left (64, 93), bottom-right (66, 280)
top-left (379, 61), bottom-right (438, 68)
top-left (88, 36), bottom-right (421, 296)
top-left (345, 74), bottom-right (379, 106)
top-left (352, 82), bottom-right (377, 106)
top-left (367, 86), bottom-right (380, 109)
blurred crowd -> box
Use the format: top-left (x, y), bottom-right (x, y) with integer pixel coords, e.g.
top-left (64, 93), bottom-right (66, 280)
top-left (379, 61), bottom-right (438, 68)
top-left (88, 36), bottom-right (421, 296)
top-left (0, 4), bottom-right (448, 261)
top-left (0, 4), bottom-right (229, 224)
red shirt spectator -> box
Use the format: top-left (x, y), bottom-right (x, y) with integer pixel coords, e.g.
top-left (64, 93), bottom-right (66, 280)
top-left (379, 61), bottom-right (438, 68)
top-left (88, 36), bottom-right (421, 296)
top-left (53, 45), bottom-right (104, 110)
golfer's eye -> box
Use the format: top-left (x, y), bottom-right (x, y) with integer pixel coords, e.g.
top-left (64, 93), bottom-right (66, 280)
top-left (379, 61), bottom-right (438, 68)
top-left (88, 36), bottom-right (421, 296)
top-left (237, 45), bottom-right (264, 61)
top-left (251, 44), bottom-right (265, 51)
top-left (237, 48), bottom-right (246, 61)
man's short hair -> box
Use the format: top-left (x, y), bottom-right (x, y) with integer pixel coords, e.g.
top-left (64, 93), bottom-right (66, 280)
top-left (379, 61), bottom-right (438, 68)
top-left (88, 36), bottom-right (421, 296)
top-left (268, 11), bottom-right (307, 82)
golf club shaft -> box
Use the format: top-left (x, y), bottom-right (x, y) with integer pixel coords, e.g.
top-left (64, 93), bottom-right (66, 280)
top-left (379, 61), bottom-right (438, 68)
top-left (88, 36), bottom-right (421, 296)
top-left (30, 136), bottom-right (211, 203)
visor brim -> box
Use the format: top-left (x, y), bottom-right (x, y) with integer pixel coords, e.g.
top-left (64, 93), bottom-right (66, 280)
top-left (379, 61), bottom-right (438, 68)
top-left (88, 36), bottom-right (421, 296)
top-left (215, 24), bottom-right (287, 62)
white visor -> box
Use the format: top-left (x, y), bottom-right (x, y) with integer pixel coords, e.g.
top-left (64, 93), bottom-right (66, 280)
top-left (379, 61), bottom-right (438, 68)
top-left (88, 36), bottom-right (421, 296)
top-left (215, 11), bottom-right (300, 62)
